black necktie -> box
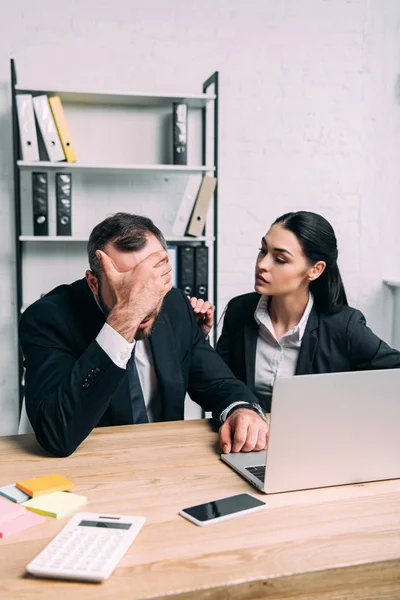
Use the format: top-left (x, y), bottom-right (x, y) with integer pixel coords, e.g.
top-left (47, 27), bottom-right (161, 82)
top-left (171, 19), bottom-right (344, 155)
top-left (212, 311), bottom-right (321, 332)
top-left (127, 345), bottom-right (149, 424)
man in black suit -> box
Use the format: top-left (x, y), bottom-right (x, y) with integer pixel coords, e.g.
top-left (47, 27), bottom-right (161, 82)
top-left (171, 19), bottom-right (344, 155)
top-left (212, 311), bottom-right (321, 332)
top-left (19, 213), bottom-right (268, 457)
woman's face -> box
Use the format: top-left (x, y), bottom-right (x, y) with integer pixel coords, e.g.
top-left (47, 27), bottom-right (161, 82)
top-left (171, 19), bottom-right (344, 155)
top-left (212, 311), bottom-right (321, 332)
top-left (254, 223), bottom-right (315, 297)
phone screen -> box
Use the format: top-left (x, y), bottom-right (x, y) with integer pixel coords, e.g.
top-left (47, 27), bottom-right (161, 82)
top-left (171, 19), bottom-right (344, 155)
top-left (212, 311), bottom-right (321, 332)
top-left (182, 493), bottom-right (266, 522)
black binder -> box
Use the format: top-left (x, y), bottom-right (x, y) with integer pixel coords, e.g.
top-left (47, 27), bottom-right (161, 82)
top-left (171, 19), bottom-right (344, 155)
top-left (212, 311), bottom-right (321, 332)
top-left (32, 172), bottom-right (48, 236)
top-left (56, 173), bottom-right (72, 235)
top-left (178, 246), bottom-right (195, 296)
top-left (194, 246), bottom-right (208, 300)
top-left (173, 103), bottom-right (188, 165)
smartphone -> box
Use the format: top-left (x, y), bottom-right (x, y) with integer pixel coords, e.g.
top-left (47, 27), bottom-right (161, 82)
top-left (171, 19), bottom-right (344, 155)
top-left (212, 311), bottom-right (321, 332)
top-left (179, 493), bottom-right (267, 527)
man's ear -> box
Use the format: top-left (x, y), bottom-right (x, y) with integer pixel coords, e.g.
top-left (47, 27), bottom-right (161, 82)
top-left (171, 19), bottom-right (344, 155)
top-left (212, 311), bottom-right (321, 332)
top-left (307, 260), bottom-right (326, 282)
top-left (85, 270), bottom-right (99, 295)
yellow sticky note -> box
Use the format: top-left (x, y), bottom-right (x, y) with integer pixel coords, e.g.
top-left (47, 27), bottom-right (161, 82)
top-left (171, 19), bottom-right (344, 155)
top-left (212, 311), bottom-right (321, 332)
top-left (23, 492), bottom-right (86, 519)
top-left (16, 474), bottom-right (74, 497)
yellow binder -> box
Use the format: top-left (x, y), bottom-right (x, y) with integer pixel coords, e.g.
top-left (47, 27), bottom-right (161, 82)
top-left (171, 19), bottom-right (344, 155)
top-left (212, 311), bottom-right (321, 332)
top-left (48, 96), bottom-right (77, 162)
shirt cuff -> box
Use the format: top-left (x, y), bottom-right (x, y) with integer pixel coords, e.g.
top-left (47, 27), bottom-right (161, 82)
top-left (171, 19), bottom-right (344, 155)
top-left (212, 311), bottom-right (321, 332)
top-left (96, 323), bottom-right (135, 369)
top-left (219, 401), bottom-right (252, 424)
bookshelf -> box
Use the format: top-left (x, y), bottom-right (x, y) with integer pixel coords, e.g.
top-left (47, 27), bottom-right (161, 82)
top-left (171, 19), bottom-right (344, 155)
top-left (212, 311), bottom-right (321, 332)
top-left (17, 162), bottom-right (215, 173)
top-left (11, 59), bottom-right (219, 410)
top-left (19, 235), bottom-right (213, 243)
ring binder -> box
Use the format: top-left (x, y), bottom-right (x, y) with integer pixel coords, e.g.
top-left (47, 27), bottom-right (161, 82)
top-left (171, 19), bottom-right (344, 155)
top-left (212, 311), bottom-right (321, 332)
top-left (195, 246), bottom-right (208, 300)
top-left (173, 103), bottom-right (188, 165)
top-left (32, 172), bottom-right (48, 236)
top-left (178, 246), bottom-right (195, 296)
top-left (56, 173), bottom-right (72, 235)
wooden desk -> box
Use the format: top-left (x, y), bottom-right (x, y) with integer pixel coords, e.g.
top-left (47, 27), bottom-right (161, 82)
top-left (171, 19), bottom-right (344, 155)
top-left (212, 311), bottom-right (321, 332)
top-left (0, 420), bottom-right (399, 599)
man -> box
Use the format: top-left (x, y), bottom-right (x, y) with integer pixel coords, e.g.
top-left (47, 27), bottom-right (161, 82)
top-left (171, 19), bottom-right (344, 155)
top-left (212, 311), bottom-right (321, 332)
top-left (19, 213), bottom-right (268, 457)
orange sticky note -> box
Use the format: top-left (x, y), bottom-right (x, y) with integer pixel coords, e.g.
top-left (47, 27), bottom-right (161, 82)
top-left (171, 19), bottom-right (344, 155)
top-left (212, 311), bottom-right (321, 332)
top-left (16, 474), bottom-right (74, 497)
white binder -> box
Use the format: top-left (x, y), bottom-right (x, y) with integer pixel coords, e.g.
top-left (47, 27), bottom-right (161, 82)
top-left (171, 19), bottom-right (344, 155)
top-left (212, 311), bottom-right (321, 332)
top-left (172, 175), bottom-right (202, 236)
top-left (33, 95), bottom-right (65, 162)
top-left (16, 94), bottom-right (39, 161)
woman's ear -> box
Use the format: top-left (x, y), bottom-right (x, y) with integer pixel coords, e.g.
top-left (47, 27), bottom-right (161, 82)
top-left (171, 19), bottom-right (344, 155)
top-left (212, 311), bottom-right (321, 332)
top-left (85, 270), bottom-right (99, 295)
top-left (307, 261), bottom-right (326, 281)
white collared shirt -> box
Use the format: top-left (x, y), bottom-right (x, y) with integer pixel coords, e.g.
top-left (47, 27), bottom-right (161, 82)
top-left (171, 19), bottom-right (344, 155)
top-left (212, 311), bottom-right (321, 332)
top-left (254, 293), bottom-right (314, 408)
top-left (96, 323), bottom-right (162, 422)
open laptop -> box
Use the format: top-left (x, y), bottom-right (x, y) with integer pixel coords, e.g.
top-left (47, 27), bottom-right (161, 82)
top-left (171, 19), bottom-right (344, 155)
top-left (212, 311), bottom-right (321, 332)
top-left (221, 369), bottom-right (400, 494)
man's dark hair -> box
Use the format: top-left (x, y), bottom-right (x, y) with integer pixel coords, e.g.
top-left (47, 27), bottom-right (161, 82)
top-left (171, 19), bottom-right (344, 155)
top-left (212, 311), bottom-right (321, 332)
top-left (87, 212), bottom-right (167, 277)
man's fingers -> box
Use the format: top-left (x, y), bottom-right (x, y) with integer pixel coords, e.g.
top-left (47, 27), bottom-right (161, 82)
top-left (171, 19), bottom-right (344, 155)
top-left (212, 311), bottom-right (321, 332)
top-left (219, 421), bottom-right (232, 454)
top-left (255, 426), bottom-right (268, 451)
top-left (151, 249), bottom-right (170, 266)
top-left (96, 249), bottom-right (117, 279)
top-left (241, 423), bottom-right (259, 452)
top-left (231, 420), bottom-right (249, 453)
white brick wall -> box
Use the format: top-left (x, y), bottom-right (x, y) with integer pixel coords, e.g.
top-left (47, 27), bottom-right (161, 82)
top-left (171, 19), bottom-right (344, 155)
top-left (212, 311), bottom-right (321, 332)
top-left (1, 0), bottom-right (400, 435)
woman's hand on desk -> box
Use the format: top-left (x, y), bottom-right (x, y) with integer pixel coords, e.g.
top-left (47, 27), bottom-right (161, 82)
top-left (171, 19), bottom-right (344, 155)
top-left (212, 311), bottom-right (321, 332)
top-left (188, 296), bottom-right (215, 339)
top-left (219, 409), bottom-right (270, 454)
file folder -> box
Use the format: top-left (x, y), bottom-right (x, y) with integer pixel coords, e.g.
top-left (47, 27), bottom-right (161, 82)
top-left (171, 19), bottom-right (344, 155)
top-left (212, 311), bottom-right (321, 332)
top-left (32, 172), bottom-right (48, 236)
top-left (33, 95), bottom-right (65, 162)
top-left (178, 246), bottom-right (195, 296)
top-left (49, 96), bottom-right (77, 162)
top-left (186, 176), bottom-right (217, 237)
top-left (194, 246), bottom-right (208, 300)
top-left (172, 175), bottom-right (202, 236)
top-left (16, 94), bottom-right (39, 161)
top-left (56, 173), bottom-right (72, 235)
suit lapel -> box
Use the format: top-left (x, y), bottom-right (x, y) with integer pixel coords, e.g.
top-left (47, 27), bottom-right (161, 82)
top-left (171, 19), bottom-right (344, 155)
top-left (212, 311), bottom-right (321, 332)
top-left (244, 319), bottom-right (258, 393)
top-left (149, 312), bottom-right (185, 421)
top-left (295, 307), bottom-right (319, 375)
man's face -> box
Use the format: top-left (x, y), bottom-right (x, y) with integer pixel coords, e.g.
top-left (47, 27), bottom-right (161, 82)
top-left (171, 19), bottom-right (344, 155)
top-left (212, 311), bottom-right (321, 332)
top-left (88, 234), bottom-right (165, 340)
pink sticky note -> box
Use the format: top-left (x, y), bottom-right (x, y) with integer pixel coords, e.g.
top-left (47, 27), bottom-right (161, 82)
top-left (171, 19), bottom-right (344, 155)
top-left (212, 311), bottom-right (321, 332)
top-left (0, 510), bottom-right (46, 538)
top-left (0, 497), bottom-right (26, 524)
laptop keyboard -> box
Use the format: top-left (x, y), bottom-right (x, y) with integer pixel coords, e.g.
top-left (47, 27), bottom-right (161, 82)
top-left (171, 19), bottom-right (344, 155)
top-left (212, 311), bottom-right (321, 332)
top-left (245, 465), bottom-right (266, 483)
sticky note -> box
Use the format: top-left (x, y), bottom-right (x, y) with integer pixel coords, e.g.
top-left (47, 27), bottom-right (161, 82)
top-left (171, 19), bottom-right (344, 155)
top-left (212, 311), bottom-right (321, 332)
top-left (23, 492), bottom-right (86, 519)
top-left (0, 510), bottom-right (46, 538)
top-left (0, 497), bottom-right (26, 524)
top-left (16, 474), bottom-right (74, 497)
top-left (0, 484), bottom-right (31, 504)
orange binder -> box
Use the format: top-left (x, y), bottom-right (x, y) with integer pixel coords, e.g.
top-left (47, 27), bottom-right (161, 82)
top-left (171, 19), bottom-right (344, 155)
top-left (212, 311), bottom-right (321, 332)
top-left (48, 96), bottom-right (77, 162)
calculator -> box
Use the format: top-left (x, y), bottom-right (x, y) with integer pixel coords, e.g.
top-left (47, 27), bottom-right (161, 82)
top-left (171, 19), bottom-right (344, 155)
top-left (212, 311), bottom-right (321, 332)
top-left (26, 512), bottom-right (146, 583)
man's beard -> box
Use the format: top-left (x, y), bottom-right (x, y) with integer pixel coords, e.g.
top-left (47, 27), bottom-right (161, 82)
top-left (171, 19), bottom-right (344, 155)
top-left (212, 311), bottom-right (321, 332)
top-left (97, 281), bottom-right (162, 340)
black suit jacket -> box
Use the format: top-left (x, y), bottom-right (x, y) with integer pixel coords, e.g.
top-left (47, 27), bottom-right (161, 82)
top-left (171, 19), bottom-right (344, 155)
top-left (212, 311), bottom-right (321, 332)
top-left (216, 292), bottom-right (400, 411)
top-left (19, 280), bottom-right (259, 457)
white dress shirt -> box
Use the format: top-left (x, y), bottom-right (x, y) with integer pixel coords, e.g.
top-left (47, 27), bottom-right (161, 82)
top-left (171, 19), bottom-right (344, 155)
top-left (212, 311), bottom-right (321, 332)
top-left (254, 293), bottom-right (314, 408)
top-left (96, 323), bottom-right (162, 422)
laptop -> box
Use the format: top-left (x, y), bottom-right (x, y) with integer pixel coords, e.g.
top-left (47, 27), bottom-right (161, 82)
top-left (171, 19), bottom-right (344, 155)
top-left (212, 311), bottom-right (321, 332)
top-left (221, 369), bottom-right (400, 494)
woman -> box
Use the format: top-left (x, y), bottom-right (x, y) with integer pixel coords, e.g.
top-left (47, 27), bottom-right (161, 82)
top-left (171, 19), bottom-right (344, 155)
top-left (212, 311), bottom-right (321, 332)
top-left (191, 211), bottom-right (400, 413)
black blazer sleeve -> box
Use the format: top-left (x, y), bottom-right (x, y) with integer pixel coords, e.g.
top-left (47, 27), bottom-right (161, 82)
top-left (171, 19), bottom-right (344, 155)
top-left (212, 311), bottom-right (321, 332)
top-left (19, 301), bottom-right (127, 457)
top-left (347, 310), bottom-right (400, 370)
